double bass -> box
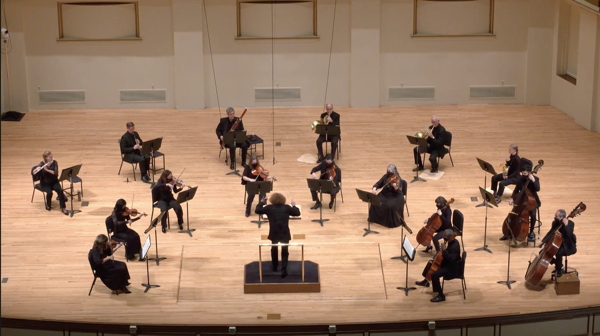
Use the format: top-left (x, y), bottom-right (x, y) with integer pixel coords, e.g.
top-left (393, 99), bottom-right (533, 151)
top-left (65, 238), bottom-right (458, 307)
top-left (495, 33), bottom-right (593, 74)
top-left (416, 198), bottom-right (455, 247)
top-left (524, 202), bottom-right (585, 286)
top-left (502, 160), bottom-right (544, 243)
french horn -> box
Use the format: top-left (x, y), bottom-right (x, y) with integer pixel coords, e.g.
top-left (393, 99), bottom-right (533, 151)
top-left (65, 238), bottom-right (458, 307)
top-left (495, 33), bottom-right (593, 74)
top-left (311, 115), bottom-right (330, 133)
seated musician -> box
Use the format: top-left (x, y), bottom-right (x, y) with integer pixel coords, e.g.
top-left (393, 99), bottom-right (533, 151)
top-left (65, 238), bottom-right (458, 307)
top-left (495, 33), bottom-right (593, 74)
top-left (369, 165), bottom-right (405, 227)
top-left (242, 156), bottom-right (275, 217)
top-left (110, 199), bottom-right (144, 261)
top-left (491, 144), bottom-right (521, 204)
top-left (500, 164), bottom-right (540, 242)
top-left (316, 103), bottom-right (340, 163)
top-left (216, 107), bottom-right (249, 170)
top-left (120, 122), bottom-right (151, 183)
top-left (88, 234), bottom-right (131, 294)
top-left (412, 115), bottom-right (447, 173)
top-left (154, 170), bottom-right (185, 233)
top-left (33, 150), bottom-right (68, 215)
top-left (309, 155), bottom-right (341, 209)
top-left (539, 209), bottom-right (576, 278)
top-left (415, 229), bottom-right (462, 302)
top-left (422, 196), bottom-right (452, 253)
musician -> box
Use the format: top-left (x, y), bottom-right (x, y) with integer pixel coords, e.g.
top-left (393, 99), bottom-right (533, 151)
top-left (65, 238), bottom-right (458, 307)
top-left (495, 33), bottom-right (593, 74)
top-left (423, 196), bottom-right (452, 253)
top-left (110, 199), bottom-right (144, 261)
top-left (154, 170), bottom-right (185, 233)
top-left (33, 150), bottom-right (68, 215)
top-left (316, 103), bottom-right (340, 163)
top-left (216, 107), bottom-right (249, 170)
top-left (540, 209), bottom-right (576, 278)
top-left (120, 122), bottom-right (151, 183)
top-left (369, 165), bottom-right (405, 228)
top-left (491, 144), bottom-right (521, 204)
top-left (88, 234), bottom-right (131, 294)
top-left (415, 229), bottom-right (462, 303)
top-left (309, 155), bottom-right (341, 209)
top-left (242, 156), bottom-right (275, 217)
top-left (255, 193), bottom-right (301, 278)
top-left (412, 115), bottom-right (447, 173)
top-left (500, 164), bottom-right (540, 241)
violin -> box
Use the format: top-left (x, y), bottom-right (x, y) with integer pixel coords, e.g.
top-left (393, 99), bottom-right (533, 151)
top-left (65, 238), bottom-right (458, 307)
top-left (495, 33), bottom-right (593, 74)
top-left (122, 207), bottom-right (147, 217)
top-left (416, 198), bottom-right (455, 247)
top-left (251, 165), bottom-right (277, 181)
top-left (374, 173), bottom-right (400, 195)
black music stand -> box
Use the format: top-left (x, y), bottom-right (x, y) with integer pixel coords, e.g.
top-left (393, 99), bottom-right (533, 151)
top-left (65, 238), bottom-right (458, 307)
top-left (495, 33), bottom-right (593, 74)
top-left (475, 158), bottom-right (496, 208)
top-left (141, 137), bottom-right (163, 188)
top-left (315, 124), bottom-right (341, 158)
top-left (247, 181), bottom-right (273, 228)
top-left (406, 135), bottom-right (428, 183)
top-left (140, 235), bottom-right (160, 293)
top-left (396, 235), bottom-right (417, 296)
top-left (58, 164), bottom-right (82, 218)
top-left (176, 186), bottom-right (198, 237)
top-left (474, 187), bottom-right (497, 254)
top-left (307, 178), bottom-right (334, 226)
top-left (223, 130), bottom-right (247, 177)
top-left (144, 211), bottom-right (167, 266)
top-left (497, 224), bottom-right (517, 290)
top-left (355, 189), bottom-right (381, 237)
top-left (391, 212), bottom-right (413, 263)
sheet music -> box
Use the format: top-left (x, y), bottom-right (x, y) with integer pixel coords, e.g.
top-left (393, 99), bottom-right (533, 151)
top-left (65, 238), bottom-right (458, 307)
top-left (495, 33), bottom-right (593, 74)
top-left (402, 236), bottom-right (416, 261)
top-left (141, 235), bottom-right (151, 259)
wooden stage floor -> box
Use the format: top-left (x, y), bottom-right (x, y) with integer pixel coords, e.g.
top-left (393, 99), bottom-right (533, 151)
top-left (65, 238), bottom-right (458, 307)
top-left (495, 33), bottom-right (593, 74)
top-left (1, 105), bottom-right (600, 327)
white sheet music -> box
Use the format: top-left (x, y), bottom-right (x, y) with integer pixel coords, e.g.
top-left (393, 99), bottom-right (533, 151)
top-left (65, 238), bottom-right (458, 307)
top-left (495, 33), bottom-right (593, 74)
top-left (402, 236), bottom-right (416, 261)
top-left (141, 235), bottom-right (151, 259)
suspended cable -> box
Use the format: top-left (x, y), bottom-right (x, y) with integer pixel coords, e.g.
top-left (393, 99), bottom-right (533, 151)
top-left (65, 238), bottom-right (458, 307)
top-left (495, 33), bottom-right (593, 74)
top-left (271, 1), bottom-right (277, 165)
top-left (322, 0), bottom-right (338, 111)
top-left (202, 0), bottom-right (222, 118)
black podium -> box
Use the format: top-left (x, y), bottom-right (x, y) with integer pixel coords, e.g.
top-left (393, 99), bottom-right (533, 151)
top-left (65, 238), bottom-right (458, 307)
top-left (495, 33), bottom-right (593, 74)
top-left (406, 135), bottom-right (428, 183)
top-left (315, 124), bottom-right (341, 158)
top-left (475, 157), bottom-right (496, 208)
top-left (223, 130), bottom-right (247, 177)
top-left (58, 164), bottom-right (83, 217)
top-left (356, 189), bottom-right (381, 237)
top-left (307, 178), bottom-right (334, 226)
top-left (141, 137), bottom-right (163, 188)
top-left (176, 186), bottom-right (198, 237)
top-left (247, 181), bottom-right (273, 228)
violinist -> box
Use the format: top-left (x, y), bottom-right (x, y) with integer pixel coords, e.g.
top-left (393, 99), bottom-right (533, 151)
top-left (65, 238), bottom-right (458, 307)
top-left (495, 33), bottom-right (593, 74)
top-left (242, 156), bottom-right (275, 217)
top-left (154, 170), bottom-right (185, 233)
top-left (413, 115), bottom-right (447, 173)
top-left (500, 164), bottom-right (540, 242)
top-left (216, 107), bottom-right (249, 170)
top-left (368, 165), bottom-right (405, 228)
top-left (491, 144), bottom-right (521, 204)
top-left (415, 229), bottom-right (461, 302)
top-left (309, 155), bottom-right (341, 209)
top-left (110, 199), bottom-right (144, 261)
top-left (316, 103), bottom-right (340, 163)
top-left (422, 196), bottom-right (452, 253)
top-left (88, 234), bottom-right (131, 294)
top-left (120, 122), bottom-right (151, 183)
top-left (32, 150), bottom-right (68, 215)
top-left (540, 209), bottom-right (576, 278)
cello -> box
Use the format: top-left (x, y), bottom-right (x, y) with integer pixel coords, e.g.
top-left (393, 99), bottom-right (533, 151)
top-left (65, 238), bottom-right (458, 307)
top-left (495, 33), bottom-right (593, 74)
top-left (524, 202), bottom-right (585, 286)
top-left (502, 160), bottom-right (544, 243)
top-left (422, 231), bottom-right (458, 281)
top-left (416, 198), bottom-right (455, 247)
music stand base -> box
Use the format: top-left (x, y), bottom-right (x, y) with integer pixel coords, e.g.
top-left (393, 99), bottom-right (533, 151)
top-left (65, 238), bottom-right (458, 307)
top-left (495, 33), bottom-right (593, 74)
top-left (475, 200), bottom-right (493, 208)
top-left (178, 229), bottom-right (196, 237)
top-left (396, 286), bottom-right (417, 296)
top-left (149, 256), bottom-right (166, 266)
top-left (497, 280), bottom-right (516, 289)
top-left (474, 245), bottom-right (493, 254)
top-left (363, 228), bottom-right (380, 237)
top-left (141, 283), bottom-right (160, 293)
top-left (251, 218), bottom-right (264, 228)
top-left (410, 176), bottom-right (426, 183)
top-left (68, 209), bottom-right (82, 218)
top-left (391, 255), bottom-right (408, 263)
top-left (226, 170), bottom-right (241, 177)
top-left (312, 218), bottom-right (329, 227)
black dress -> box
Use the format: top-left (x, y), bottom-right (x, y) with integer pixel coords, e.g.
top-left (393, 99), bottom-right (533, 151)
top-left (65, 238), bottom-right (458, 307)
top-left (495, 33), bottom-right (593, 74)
top-left (111, 211), bottom-right (142, 260)
top-left (88, 247), bottom-right (130, 291)
top-left (368, 174), bottom-right (405, 228)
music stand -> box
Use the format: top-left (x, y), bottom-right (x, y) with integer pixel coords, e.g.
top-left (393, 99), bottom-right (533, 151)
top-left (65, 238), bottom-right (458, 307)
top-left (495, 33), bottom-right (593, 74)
top-left (391, 212), bottom-right (413, 263)
top-left (223, 131), bottom-right (247, 177)
top-left (315, 124), bottom-right (341, 158)
top-left (355, 189), bottom-right (381, 237)
top-left (144, 211), bottom-right (167, 266)
top-left (396, 235), bottom-right (417, 296)
top-left (58, 164), bottom-right (83, 217)
top-left (406, 135), bottom-right (428, 183)
top-left (474, 187), bottom-right (497, 254)
top-left (141, 137), bottom-right (163, 188)
top-left (247, 181), bottom-right (273, 228)
top-left (475, 158), bottom-right (496, 208)
top-left (176, 186), bottom-right (198, 237)
top-left (497, 223), bottom-right (517, 290)
top-left (307, 178), bottom-right (334, 226)
top-left (140, 235), bottom-right (160, 293)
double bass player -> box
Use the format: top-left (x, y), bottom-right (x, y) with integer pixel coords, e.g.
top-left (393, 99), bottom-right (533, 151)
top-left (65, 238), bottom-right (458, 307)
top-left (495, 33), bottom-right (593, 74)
top-left (540, 209), bottom-right (577, 278)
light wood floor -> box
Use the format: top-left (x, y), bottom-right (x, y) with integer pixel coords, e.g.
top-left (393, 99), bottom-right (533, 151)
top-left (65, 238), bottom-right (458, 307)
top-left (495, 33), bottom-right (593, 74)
top-left (1, 105), bottom-right (600, 326)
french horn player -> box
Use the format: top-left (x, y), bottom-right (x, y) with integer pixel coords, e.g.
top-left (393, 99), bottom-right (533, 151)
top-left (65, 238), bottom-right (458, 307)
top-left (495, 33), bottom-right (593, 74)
top-left (491, 144), bottom-right (521, 204)
top-left (412, 115), bottom-right (447, 174)
top-left (314, 103), bottom-right (340, 163)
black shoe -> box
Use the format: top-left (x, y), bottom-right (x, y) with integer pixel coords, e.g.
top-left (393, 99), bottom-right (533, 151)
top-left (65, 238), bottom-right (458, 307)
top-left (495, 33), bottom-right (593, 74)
top-left (45, 204), bottom-right (51, 211)
top-left (138, 257), bottom-right (145, 262)
top-left (121, 287), bottom-right (132, 294)
top-left (423, 245), bottom-right (433, 253)
top-left (317, 156), bottom-right (324, 163)
top-left (528, 232), bottom-right (536, 241)
top-left (230, 162), bottom-right (235, 170)
top-left (430, 294), bottom-right (446, 302)
top-left (281, 269), bottom-right (288, 279)
top-left (499, 236), bottom-right (508, 241)
top-left (161, 227), bottom-right (167, 233)
top-left (495, 197), bottom-right (502, 204)
top-left (556, 269), bottom-right (563, 278)
top-left (62, 209), bottom-right (69, 216)
top-left (142, 175), bottom-right (150, 183)
top-left (245, 212), bottom-right (250, 217)
top-left (329, 200), bottom-right (334, 209)
top-left (310, 202), bottom-right (322, 210)
top-left (415, 279), bottom-right (430, 287)
top-left (179, 224), bottom-right (184, 230)
top-left (412, 166), bottom-right (424, 172)
top-left (430, 169), bottom-right (438, 174)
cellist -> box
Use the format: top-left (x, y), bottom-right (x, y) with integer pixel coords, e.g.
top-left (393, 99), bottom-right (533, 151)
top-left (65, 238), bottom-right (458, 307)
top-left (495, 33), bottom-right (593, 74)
top-left (216, 107), bottom-right (250, 170)
top-left (242, 156), bottom-right (275, 217)
top-left (539, 209), bottom-right (577, 278)
top-left (422, 196), bottom-right (452, 253)
top-left (500, 163), bottom-right (541, 242)
top-left (415, 229), bottom-right (462, 303)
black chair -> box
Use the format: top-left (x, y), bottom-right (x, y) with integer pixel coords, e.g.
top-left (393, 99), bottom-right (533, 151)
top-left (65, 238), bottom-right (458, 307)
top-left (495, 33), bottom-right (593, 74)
top-left (118, 140), bottom-right (139, 181)
top-left (442, 251), bottom-right (467, 299)
top-left (150, 185), bottom-right (170, 230)
top-left (87, 252), bottom-right (118, 296)
top-left (219, 144), bottom-right (240, 165)
top-left (104, 215), bottom-right (128, 260)
top-left (401, 179), bottom-right (409, 217)
top-left (431, 131), bottom-right (454, 168)
top-left (452, 209), bottom-right (465, 250)
top-left (31, 166), bottom-right (48, 208)
top-left (61, 176), bottom-right (84, 200)
top-left (149, 148), bottom-right (166, 175)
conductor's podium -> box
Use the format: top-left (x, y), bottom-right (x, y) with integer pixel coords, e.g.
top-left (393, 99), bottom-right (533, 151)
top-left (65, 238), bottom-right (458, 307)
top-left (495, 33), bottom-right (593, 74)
top-left (244, 242), bottom-right (320, 294)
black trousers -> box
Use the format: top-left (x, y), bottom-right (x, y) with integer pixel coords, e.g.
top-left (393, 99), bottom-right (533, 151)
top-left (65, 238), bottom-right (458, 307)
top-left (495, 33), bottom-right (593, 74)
top-left (311, 186), bottom-right (340, 202)
top-left (529, 209), bottom-right (537, 234)
top-left (431, 268), bottom-right (451, 294)
top-left (40, 182), bottom-right (66, 209)
top-left (225, 141), bottom-right (249, 164)
top-left (246, 191), bottom-right (266, 214)
top-left (131, 153), bottom-right (151, 176)
top-left (413, 146), bottom-right (439, 170)
top-left (157, 199), bottom-right (184, 229)
top-left (316, 135), bottom-right (339, 159)
top-left (491, 174), bottom-right (520, 197)
top-left (271, 239), bottom-right (289, 271)
top-left (554, 247), bottom-right (567, 272)
top-left (431, 230), bottom-right (445, 252)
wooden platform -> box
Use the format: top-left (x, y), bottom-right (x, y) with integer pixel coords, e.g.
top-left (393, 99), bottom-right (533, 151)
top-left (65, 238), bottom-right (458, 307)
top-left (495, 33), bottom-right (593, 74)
top-left (1, 105), bottom-right (600, 327)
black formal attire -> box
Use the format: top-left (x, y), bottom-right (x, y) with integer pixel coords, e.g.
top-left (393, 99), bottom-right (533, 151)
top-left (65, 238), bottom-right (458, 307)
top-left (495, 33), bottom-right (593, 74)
top-left (430, 207), bottom-right (452, 252)
top-left (316, 111), bottom-right (340, 159)
top-left (491, 154), bottom-right (521, 197)
top-left (413, 124), bottom-right (447, 171)
top-left (544, 219), bottom-right (577, 273)
top-left (216, 117), bottom-right (249, 165)
top-left (242, 165), bottom-right (269, 216)
top-left (36, 160), bottom-right (67, 210)
top-left (110, 211), bottom-right (143, 260)
top-left (255, 200), bottom-right (301, 271)
top-left (510, 175), bottom-right (541, 234)
top-left (153, 180), bottom-right (184, 230)
top-left (430, 239), bottom-right (461, 294)
top-left (368, 174), bottom-right (405, 228)
top-left (309, 162), bottom-right (341, 204)
top-left (88, 247), bottom-right (130, 291)
top-left (120, 131), bottom-right (150, 178)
